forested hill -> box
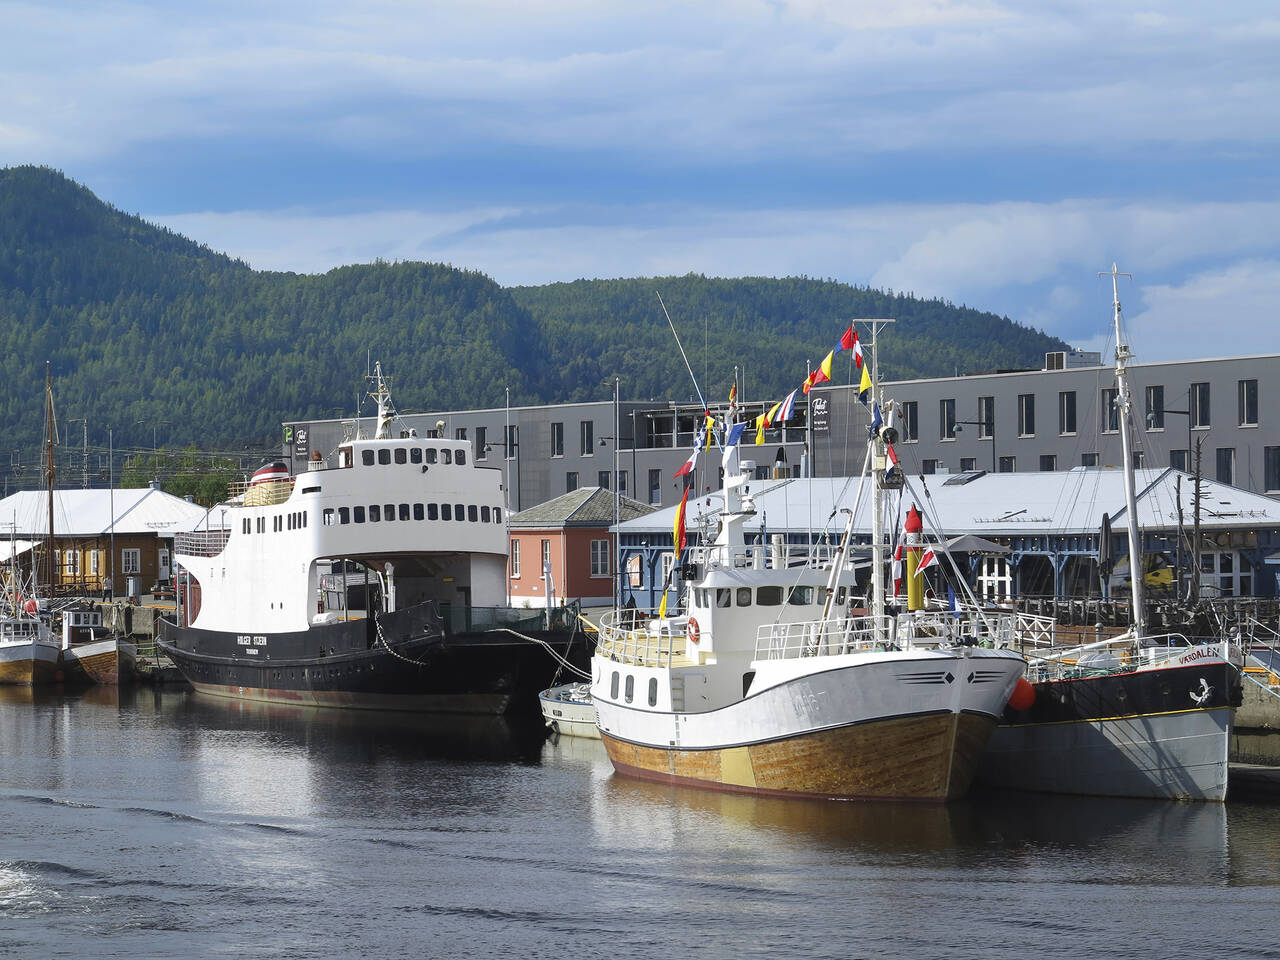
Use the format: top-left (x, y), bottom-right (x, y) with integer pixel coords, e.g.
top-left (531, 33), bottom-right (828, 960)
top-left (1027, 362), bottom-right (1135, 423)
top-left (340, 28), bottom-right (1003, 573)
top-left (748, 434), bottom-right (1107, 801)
top-left (0, 165), bottom-right (1067, 463)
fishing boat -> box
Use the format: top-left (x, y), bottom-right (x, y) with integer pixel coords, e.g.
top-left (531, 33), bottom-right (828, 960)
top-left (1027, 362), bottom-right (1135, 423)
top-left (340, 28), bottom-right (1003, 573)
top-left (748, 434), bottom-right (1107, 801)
top-left (591, 322), bottom-right (1038, 801)
top-left (157, 364), bottom-right (585, 714)
top-left (539, 682), bottom-right (599, 739)
top-left (58, 601), bottom-right (136, 685)
top-left (977, 266), bottom-right (1242, 801)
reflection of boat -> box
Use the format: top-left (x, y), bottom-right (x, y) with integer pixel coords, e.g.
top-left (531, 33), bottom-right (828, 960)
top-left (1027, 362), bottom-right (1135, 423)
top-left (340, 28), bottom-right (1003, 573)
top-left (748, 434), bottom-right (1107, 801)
top-left (979, 267), bottom-right (1241, 801)
top-left (539, 682), bottom-right (599, 738)
top-left (592, 323), bottom-right (1032, 801)
top-left (158, 364), bottom-right (584, 714)
top-left (58, 601), bottom-right (136, 685)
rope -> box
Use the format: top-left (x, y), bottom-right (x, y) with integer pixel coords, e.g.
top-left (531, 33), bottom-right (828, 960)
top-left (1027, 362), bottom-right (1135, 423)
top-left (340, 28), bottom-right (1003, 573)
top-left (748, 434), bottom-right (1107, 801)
top-left (375, 613), bottom-right (591, 680)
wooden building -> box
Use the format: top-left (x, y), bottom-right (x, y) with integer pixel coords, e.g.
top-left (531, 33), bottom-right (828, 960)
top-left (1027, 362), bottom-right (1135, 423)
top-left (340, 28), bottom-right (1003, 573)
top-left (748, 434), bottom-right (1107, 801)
top-left (0, 486), bottom-right (210, 598)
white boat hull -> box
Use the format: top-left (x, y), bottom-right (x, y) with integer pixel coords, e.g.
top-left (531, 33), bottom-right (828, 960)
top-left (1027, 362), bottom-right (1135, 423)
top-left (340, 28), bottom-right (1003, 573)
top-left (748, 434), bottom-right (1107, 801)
top-left (593, 647), bottom-right (1024, 801)
top-left (539, 685), bottom-right (600, 739)
top-left (0, 639), bottom-right (61, 685)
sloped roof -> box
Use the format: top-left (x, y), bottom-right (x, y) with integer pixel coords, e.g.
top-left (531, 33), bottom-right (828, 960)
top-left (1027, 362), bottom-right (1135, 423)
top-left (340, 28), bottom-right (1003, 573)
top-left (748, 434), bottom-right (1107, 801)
top-left (0, 488), bottom-right (211, 538)
top-left (511, 486), bottom-right (656, 529)
top-left (619, 468), bottom-right (1280, 540)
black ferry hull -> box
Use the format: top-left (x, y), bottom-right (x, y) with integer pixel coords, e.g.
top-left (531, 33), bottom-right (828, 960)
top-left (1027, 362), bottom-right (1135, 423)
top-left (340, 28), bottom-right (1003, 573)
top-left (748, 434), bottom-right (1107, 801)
top-left (156, 603), bottom-right (585, 715)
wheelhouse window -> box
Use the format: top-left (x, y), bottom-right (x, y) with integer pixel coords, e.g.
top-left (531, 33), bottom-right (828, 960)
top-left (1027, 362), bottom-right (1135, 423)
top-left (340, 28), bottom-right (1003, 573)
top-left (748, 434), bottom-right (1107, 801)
top-left (425, 448), bottom-right (438, 464)
top-left (378, 449), bottom-right (391, 465)
top-left (362, 450), bottom-right (375, 466)
top-left (354, 506), bottom-right (366, 523)
top-left (394, 448), bottom-right (407, 464)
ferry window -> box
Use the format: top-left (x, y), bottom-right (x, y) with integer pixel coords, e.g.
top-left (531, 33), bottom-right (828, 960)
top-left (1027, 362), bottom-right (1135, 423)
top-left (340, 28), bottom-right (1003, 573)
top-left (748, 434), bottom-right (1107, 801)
top-left (425, 448), bottom-right (438, 464)
top-left (413, 503), bottom-right (424, 521)
top-left (716, 588), bottom-right (731, 608)
top-left (378, 449), bottom-right (391, 465)
top-left (428, 504), bottom-right (438, 520)
top-left (339, 507), bottom-right (350, 524)
top-left (287, 514), bottom-right (293, 530)
top-left (385, 503), bottom-right (395, 521)
top-left (242, 518), bottom-right (250, 534)
top-left (410, 448), bottom-right (422, 464)
top-left (648, 677), bottom-right (658, 707)
top-left (624, 675), bottom-right (634, 703)
top-left (736, 587), bottom-right (752, 606)
top-left (455, 503), bottom-right (465, 520)
top-left (257, 517), bottom-right (265, 533)
top-left (303, 512), bottom-right (307, 528)
top-left (369, 505), bottom-right (381, 522)
top-left (481, 506), bottom-right (491, 522)
top-left (788, 586), bottom-right (815, 605)
top-left (442, 449), bottom-right (453, 465)
top-left (394, 449), bottom-right (407, 465)
top-left (757, 586), bottom-right (783, 606)
top-left (468, 505), bottom-right (478, 522)
top-left (494, 507), bottom-right (502, 523)
top-left (610, 671), bottom-right (620, 699)
top-left (456, 450), bottom-right (467, 466)
top-left (362, 450), bottom-right (375, 466)
top-left (399, 504), bottom-right (410, 521)
top-left (354, 506), bottom-right (365, 523)
top-left (441, 504), bottom-right (452, 521)
top-left (323, 509), bottom-right (334, 526)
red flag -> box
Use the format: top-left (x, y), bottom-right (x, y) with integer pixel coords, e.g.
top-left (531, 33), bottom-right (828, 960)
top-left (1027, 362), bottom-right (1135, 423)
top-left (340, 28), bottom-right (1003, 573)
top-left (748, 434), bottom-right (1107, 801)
top-left (673, 484), bottom-right (690, 557)
top-left (915, 548), bottom-right (937, 577)
top-left (892, 540), bottom-right (904, 596)
top-left (853, 331), bottom-right (863, 370)
top-left (839, 324), bottom-right (855, 352)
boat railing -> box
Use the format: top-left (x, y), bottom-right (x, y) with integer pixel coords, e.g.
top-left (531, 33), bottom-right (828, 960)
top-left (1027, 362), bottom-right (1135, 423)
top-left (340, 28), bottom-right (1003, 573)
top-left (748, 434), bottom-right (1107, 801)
top-left (174, 529), bottom-right (229, 558)
top-left (1021, 630), bottom-right (1233, 682)
top-left (1239, 617), bottom-right (1280, 701)
top-left (754, 616), bottom-right (891, 660)
top-left (685, 542), bottom-right (843, 570)
top-left (597, 610), bottom-right (687, 667)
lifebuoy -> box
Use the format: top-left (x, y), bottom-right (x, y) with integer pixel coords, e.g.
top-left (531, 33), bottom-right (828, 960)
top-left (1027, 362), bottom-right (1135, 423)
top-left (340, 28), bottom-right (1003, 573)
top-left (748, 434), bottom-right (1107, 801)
top-left (687, 617), bottom-right (701, 645)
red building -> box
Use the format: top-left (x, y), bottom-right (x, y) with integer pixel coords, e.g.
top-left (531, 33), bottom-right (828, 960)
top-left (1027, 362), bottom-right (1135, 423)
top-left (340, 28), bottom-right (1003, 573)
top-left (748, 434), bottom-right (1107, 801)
top-left (508, 487), bottom-right (654, 609)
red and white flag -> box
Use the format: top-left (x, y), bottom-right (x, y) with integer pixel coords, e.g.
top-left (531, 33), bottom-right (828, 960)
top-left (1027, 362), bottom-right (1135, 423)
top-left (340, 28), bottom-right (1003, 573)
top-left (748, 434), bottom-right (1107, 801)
top-left (915, 548), bottom-right (938, 577)
top-left (892, 540), bottom-right (904, 596)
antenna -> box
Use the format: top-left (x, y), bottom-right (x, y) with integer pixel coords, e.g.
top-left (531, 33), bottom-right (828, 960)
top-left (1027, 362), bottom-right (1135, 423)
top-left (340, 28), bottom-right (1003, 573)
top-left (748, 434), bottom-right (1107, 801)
top-left (656, 292), bottom-right (709, 413)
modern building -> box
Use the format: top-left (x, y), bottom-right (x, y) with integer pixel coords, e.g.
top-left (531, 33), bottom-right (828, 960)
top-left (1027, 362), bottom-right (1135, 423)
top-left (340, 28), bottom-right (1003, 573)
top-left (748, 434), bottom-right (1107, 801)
top-left (507, 486), bottom-right (654, 609)
top-left (282, 352), bottom-right (1280, 514)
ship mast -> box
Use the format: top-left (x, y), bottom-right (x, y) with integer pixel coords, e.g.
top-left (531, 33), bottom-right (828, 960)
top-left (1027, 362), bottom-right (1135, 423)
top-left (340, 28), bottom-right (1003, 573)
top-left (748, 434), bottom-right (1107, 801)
top-left (863, 319), bottom-right (895, 640)
top-left (369, 362), bottom-right (394, 440)
top-left (1102, 263), bottom-right (1147, 639)
top-left (44, 361), bottom-right (56, 598)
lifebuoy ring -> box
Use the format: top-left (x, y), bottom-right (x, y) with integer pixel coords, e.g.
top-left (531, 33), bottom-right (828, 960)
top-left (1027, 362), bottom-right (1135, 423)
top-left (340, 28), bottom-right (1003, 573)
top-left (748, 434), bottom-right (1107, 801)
top-left (687, 617), bottom-right (701, 645)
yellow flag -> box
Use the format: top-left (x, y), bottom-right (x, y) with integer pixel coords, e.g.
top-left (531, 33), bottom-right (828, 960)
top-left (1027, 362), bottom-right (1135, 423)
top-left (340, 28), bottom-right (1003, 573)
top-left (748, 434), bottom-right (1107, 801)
top-left (858, 362), bottom-right (872, 400)
top-left (754, 413), bottom-right (766, 445)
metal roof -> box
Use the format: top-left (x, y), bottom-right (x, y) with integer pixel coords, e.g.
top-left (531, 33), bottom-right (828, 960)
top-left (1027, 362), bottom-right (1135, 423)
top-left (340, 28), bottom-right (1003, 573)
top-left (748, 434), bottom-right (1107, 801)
top-left (0, 488), bottom-right (211, 538)
top-left (619, 468), bottom-right (1280, 540)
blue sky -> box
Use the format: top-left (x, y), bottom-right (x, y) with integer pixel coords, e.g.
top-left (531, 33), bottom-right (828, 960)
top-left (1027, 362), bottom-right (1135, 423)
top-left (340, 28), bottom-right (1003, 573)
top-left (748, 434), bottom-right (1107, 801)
top-left (4, 0), bottom-right (1278, 361)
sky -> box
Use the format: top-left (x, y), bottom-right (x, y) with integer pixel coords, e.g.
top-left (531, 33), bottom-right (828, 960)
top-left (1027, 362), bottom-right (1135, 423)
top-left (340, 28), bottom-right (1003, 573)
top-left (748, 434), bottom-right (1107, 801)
top-left (3, 0), bottom-right (1278, 362)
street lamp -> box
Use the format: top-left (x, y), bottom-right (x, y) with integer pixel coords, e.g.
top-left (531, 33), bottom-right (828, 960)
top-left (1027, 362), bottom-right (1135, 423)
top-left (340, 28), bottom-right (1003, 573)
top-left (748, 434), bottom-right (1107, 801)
top-left (954, 416), bottom-right (997, 473)
top-left (1148, 389), bottom-right (1204, 600)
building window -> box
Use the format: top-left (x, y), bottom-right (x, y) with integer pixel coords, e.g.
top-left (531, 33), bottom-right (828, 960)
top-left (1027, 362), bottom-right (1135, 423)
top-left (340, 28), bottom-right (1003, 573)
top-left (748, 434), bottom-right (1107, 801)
top-left (1059, 391), bottom-right (1077, 435)
top-left (511, 540), bottom-right (521, 577)
top-left (566, 472), bottom-right (578, 492)
top-left (1101, 388), bottom-right (1119, 433)
top-left (1191, 382), bottom-right (1210, 429)
top-left (1132, 451), bottom-right (1145, 469)
top-left (900, 401), bottom-right (919, 442)
top-left (977, 396), bottom-right (994, 439)
top-left (121, 548), bottom-right (141, 574)
top-left (475, 426), bottom-right (487, 460)
top-left (1239, 379), bottom-right (1258, 427)
top-left (1081, 453), bottom-right (1098, 467)
top-left (922, 459), bottom-right (938, 475)
top-left (598, 470), bottom-right (610, 489)
top-left (1171, 449), bottom-right (1190, 472)
top-left (550, 422), bottom-right (564, 457)
top-left (1040, 455), bottom-right (1056, 471)
top-left (998, 456), bottom-right (1015, 473)
top-left (455, 427), bottom-right (467, 441)
top-left (580, 421), bottom-right (594, 456)
top-left (1145, 385), bottom-right (1164, 430)
top-left (590, 539), bottom-right (610, 576)
top-left (506, 425), bottom-right (519, 460)
top-left (940, 399), bottom-right (956, 440)
top-left (661, 551), bottom-right (674, 587)
top-left (89, 550), bottom-right (100, 575)
top-left (541, 539), bottom-right (550, 578)
top-left (1018, 394), bottom-right (1035, 437)
top-left (618, 470), bottom-right (628, 495)
top-left (648, 469), bottom-right (662, 505)
top-left (1216, 447), bottom-right (1235, 485)
top-left (959, 457), bottom-right (977, 473)
top-left (1265, 447), bottom-right (1280, 493)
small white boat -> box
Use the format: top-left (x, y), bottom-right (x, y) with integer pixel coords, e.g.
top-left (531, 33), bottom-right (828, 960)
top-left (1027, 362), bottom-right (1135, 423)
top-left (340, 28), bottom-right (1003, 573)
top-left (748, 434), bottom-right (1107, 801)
top-left (59, 602), bottom-right (136, 685)
top-left (539, 682), bottom-right (600, 739)
top-left (0, 614), bottom-right (60, 685)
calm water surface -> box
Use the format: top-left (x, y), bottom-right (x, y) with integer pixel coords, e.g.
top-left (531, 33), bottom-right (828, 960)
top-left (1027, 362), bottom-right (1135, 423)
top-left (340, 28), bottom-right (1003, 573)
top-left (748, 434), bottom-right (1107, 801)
top-left (1, 685), bottom-right (1279, 959)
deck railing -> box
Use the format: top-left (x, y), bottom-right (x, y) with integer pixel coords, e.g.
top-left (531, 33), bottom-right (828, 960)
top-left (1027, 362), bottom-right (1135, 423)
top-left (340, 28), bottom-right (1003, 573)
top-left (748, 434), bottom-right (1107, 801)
top-left (174, 529), bottom-right (229, 558)
top-left (597, 610), bottom-right (688, 667)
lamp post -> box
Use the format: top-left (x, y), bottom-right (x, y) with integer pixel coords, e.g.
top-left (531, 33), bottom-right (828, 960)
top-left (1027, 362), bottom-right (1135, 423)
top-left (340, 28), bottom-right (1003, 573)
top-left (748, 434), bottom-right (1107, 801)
top-left (954, 415), bottom-right (997, 473)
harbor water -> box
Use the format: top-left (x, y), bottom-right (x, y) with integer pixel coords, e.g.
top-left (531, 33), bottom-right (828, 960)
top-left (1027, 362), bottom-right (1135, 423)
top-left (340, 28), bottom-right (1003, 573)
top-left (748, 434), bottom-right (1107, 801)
top-left (2, 686), bottom-right (1279, 959)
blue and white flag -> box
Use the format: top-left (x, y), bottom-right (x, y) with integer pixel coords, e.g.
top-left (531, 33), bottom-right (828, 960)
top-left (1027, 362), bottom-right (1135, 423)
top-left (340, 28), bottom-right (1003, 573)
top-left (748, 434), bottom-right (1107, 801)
top-left (722, 421), bottom-right (747, 475)
top-left (868, 402), bottom-right (883, 440)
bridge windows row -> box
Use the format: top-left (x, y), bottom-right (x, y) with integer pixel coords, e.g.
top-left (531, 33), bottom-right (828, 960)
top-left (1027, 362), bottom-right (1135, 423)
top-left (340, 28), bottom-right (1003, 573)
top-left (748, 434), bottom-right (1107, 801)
top-left (360, 447), bottom-right (466, 467)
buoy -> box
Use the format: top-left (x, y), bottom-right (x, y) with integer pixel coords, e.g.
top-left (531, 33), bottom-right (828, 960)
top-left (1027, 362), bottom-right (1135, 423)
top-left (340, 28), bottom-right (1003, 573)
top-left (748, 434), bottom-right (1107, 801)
top-left (687, 617), bottom-right (701, 645)
top-left (22, 598), bottom-right (37, 615)
top-left (1008, 677), bottom-right (1036, 711)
